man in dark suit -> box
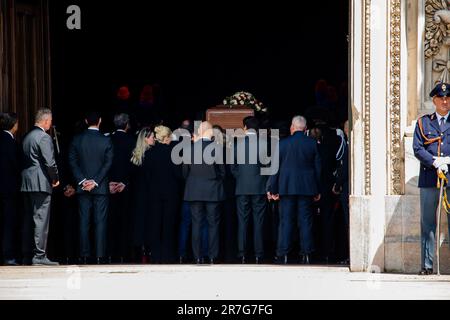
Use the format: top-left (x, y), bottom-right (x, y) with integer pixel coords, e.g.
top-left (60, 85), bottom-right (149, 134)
top-left (21, 108), bottom-right (60, 266)
top-left (0, 113), bottom-right (20, 265)
top-left (69, 112), bottom-right (113, 264)
top-left (183, 121), bottom-right (226, 264)
top-left (268, 116), bottom-right (321, 264)
top-left (313, 122), bottom-right (341, 264)
top-left (231, 117), bottom-right (268, 264)
top-left (107, 113), bottom-right (136, 263)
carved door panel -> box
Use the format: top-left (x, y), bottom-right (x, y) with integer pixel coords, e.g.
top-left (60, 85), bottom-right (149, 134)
top-left (0, 0), bottom-right (51, 137)
top-left (425, 1), bottom-right (450, 109)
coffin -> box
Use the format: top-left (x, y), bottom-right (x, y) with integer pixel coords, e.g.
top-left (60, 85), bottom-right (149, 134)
top-left (206, 105), bottom-right (255, 129)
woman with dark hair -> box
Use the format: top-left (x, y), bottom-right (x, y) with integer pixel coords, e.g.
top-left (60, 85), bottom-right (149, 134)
top-left (130, 127), bottom-right (155, 263)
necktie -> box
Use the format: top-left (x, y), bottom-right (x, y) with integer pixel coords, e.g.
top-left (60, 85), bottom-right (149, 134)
top-left (441, 117), bottom-right (446, 130)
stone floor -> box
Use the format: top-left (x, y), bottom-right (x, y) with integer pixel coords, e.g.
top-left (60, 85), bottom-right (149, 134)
top-left (0, 265), bottom-right (449, 300)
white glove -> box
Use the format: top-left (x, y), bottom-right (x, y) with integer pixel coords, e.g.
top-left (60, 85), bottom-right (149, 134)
top-left (433, 157), bottom-right (450, 168)
top-left (438, 164), bottom-right (449, 174)
top-left (441, 157), bottom-right (450, 165)
top-left (433, 157), bottom-right (444, 169)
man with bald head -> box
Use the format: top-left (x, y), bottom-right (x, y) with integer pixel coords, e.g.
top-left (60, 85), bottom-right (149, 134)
top-left (183, 121), bottom-right (226, 264)
top-left (268, 116), bottom-right (321, 264)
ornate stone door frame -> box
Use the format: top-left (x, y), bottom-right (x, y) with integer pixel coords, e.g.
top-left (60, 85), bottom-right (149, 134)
top-left (349, 0), bottom-right (408, 272)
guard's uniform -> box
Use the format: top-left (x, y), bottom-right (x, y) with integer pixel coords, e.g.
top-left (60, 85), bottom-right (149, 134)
top-left (413, 86), bottom-right (450, 272)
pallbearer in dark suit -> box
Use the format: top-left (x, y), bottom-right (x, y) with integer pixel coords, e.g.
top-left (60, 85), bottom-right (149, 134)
top-left (183, 122), bottom-right (226, 264)
top-left (69, 112), bottom-right (113, 264)
top-left (0, 113), bottom-right (20, 266)
top-left (231, 117), bottom-right (268, 264)
top-left (21, 109), bottom-right (60, 266)
top-left (413, 83), bottom-right (450, 275)
top-left (268, 116), bottom-right (321, 264)
top-left (107, 114), bottom-right (136, 263)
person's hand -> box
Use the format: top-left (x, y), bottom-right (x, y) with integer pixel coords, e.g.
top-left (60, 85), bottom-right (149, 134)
top-left (433, 157), bottom-right (447, 169)
top-left (109, 182), bottom-right (119, 194)
top-left (116, 183), bottom-right (126, 193)
top-left (52, 181), bottom-right (60, 188)
top-left (82, 180), bottom-right (96, 192)
top-left (332, 184), bottom-right (341, 195)
top-left (267, 192), bottom-right (273, 201)
top-left (438, 164), bottom-right (449, 175)
top-left (314, 194), bottom-right (321, 202)
top-left (435, 156), bottom-right (450, 165)
top-left (272, 194), bottom-right (280, 201)
top-left (64, 185), bottom-right (76, 198)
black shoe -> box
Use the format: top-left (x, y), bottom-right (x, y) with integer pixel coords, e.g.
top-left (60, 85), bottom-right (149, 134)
top-left (195, 258), bottom-right (202, 265)
top-left (275, 255), bottom-right (288, 265)
top-left (419, 268), bottom-right (433, 276)
top-left (32, 257), bottom-right (59, 266)
top-left (4, 259), bottom-right (19, 266)
top-left (97, 257), bottom-right (108, 265)
top-left (79, 257), bottom-right (89, 265)
top-left (255, 257), bottom-right (263, 265)
top-left (22, 258), bottom-right (32, 266)
top-left (209, 258), bottom-right (217, 265)
top-left (179, 256), bottom-right (184, 264)
top-left (240, 256), bottom-right (246, 264)
top-left (302, 254), bottom-right (311, 265)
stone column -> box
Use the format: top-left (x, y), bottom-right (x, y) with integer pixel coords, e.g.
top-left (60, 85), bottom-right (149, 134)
top-left (350, 0), bottom-right (411, 273)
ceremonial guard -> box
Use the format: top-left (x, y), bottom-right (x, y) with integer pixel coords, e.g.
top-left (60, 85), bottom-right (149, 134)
top-left (413, 82), bottom-right (450, 275)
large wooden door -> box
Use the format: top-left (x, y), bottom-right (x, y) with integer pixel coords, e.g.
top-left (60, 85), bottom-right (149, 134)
top-left (0, 0), bottom-right (51, 136)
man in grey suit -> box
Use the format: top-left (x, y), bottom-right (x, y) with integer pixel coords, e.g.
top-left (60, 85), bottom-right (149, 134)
top-left (183, 121), bottom-right (226, 264)
top-left (69, 112), bottom-right (113, 264)
top-left (231, 117), bottom-right (269, 264)
top-left (21, 108), bottom-right (60, 266)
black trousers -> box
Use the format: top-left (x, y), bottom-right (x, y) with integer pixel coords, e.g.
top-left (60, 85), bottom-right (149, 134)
top-left (319, 192), bottom-right (337, 257)
top-left (190, 201), bottom-right (221, 260)
top-left (150, 197), bottom-right (179, 263)
top-left (62, 195), bottom-right (79, 260)
top-left (22, 192), bottom-right (52, 259)
top-left (220, 198), bottom-right (237, 263)
top-left (0, 193), bottom-right (17, 260)
top-left (78, 194), bottom-right (109, 258)
top-left (107, 191), bottom-right (131, 260)
top-left (277, 195), bottom-right (314, 256)
top-left (236, 195), bottom-right (267, 258)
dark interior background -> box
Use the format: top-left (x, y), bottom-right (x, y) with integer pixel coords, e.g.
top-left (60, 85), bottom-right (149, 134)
top-left (49, 0), bottom-right (349, 133)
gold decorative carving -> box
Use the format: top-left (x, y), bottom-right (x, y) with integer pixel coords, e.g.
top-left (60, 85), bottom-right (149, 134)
top-left (364, 0), bottom-right (372, 195)
top-left (390, 0), bottom-right (403, 195)
top-left (425, 0), bottom-right (450, 59)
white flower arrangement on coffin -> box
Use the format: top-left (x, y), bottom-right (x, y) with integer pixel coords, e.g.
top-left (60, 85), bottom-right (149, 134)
top-left (223, 91), bottom-right (268, 113)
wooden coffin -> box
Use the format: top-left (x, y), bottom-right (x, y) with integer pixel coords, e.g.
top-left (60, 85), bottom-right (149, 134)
top-left (206, 105), bottom-right (255, 129)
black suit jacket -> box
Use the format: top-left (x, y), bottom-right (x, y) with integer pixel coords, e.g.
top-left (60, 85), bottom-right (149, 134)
top-left (318, 127), bottom-right (341, 193)
top-left (268, 131), bottom-right (321, 196)
top-left (69, 129), bottom-right (114, 195)
top-left (109, 130), bottom-right (136, 186)
top-left (144, 142), bottom-right (183, 200)
top-left (231, 134), bottom-right (269, 195)
top-left (183, 139), bottom-right (226, 202)
top-left (0, 131), bottom-right (20, 195)
top-left (335, 138), bottom-right (349, 195)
